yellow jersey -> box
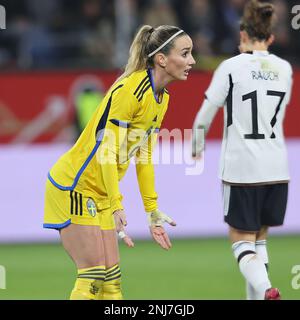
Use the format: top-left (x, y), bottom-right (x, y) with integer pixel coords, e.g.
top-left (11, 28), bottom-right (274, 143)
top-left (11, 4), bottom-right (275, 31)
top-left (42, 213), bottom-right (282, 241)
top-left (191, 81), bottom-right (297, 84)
top-left (48, 69), bottom-right (169, 213)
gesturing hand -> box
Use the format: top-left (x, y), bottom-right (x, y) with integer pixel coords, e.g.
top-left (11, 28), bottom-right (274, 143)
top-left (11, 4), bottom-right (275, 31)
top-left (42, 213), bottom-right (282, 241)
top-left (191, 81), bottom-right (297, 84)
top-left (147, 209), bottom-right (176, 250)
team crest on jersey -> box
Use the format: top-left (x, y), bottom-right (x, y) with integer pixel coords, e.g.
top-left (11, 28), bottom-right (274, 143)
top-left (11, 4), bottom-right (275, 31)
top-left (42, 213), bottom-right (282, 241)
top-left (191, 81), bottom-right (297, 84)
top-left (87, 198), bottom-right (97, 217)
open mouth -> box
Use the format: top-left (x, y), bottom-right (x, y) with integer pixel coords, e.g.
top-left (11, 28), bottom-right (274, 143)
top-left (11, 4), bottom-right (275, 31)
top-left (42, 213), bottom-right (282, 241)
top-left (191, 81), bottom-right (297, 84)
top-left (184, 68), bottom-right (191, 76)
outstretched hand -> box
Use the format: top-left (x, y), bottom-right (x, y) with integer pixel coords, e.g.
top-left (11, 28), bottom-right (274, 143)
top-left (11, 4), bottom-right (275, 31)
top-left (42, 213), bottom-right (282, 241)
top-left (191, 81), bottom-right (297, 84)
top-left (147, 209), bottom-right (176, 250)
top-left (150, 226), bottom-right (173, 250)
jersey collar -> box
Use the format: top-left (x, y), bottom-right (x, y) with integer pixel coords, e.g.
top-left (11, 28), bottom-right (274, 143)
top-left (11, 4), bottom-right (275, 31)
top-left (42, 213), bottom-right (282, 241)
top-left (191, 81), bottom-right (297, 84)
top-left (147, 68), bottom-right (164, 104)
top-left (245, 50), bottom-right (269, 56)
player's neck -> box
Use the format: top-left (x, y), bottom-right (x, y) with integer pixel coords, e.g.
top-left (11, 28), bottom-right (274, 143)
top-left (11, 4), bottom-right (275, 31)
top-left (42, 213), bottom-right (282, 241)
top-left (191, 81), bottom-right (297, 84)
top-left (242, 41), bottom-right (269, 52)
top-left (151, 68), bottom-right (171, 94)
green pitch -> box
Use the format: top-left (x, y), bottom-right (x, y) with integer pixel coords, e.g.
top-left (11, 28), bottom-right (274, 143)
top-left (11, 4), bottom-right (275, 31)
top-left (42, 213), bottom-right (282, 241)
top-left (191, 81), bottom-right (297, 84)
top-left (0, 235), bottom-right (299, 300)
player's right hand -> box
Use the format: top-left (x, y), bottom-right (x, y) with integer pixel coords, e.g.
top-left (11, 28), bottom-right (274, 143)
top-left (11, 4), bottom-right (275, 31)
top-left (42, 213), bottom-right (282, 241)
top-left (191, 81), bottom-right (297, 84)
top-left (192, 128), bottom-right (203, 160)
top-left (113, 209), bottom-right (134, 248)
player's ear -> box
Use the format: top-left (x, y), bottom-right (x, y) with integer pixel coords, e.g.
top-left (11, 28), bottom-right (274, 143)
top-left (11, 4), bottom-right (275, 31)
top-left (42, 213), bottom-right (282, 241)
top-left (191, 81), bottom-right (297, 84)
top-left (240, 31), bottom-right (248, 43)
top-left (266, 34), bottom-right (275, 47)
top-left (155, 53), bottom-right (167, 68)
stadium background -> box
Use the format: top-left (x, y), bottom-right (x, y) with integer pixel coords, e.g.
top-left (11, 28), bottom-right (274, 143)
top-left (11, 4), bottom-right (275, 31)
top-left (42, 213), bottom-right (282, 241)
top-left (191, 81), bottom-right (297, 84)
top-left (0, 0), bottom-right (299, 299)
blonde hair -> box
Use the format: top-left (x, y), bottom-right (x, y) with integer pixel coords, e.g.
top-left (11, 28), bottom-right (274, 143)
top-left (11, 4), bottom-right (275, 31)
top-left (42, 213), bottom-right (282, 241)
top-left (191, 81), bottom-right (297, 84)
top-left (240, 0), bottom-right (275, 41)
top-left (116, 24), bottom-right (186, 83)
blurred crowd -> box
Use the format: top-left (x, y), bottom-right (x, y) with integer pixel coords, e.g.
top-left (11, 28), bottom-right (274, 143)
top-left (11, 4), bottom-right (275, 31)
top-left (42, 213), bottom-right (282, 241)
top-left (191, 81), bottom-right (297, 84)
top-left (0, 0), bottom-right (299, 71)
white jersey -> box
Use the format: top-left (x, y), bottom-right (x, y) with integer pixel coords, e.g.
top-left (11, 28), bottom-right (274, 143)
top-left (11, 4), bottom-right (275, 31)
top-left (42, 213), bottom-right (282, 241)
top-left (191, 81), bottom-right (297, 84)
top-left (205, 51), bottom-right (293, 183)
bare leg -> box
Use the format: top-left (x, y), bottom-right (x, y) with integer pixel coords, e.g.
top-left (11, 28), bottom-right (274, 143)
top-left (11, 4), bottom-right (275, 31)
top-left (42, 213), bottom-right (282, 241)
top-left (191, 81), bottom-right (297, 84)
top-left (256, 225), bottom-right (268, 241)
top-left (229, 226), bottom-right (256, 243)
top-left (101, 229), bottom-right (120, 268)
top-left (59, 224), bottom-right (106, 299)
top-left (60, 224), bottom-right (106, 268)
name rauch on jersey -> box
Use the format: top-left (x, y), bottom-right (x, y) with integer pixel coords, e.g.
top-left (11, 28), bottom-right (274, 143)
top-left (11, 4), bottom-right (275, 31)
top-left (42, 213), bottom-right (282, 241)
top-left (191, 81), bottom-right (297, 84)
top-left (251, 70), bottom-right (279, 81)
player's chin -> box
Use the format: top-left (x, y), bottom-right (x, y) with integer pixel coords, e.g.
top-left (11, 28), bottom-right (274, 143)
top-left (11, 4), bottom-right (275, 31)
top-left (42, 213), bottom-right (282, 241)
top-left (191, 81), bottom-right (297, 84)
top-left (176, 73), bottom-right (189, 81)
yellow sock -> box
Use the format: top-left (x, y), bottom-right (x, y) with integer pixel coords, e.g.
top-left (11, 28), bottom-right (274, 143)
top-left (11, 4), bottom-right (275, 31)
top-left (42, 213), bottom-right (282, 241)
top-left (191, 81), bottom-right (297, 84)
top-left (97, 264), bottom-right (123, 300)
top-left (70, 265), bottom-right (105, 300)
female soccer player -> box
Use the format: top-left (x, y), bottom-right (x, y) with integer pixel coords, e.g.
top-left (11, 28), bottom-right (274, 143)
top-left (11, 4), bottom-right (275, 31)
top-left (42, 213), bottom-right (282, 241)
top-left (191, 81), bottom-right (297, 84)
top-left (192, 0), bottom-right (293, 300)
top-left (44, 25), bottom-right (195, 300)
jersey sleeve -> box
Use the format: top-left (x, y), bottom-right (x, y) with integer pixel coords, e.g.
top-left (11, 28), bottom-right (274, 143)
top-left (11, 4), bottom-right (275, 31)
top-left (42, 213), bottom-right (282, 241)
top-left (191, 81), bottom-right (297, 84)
top-left (205, 61), bottom-right (230, 107)
top-left (134, 132), bottom-right (159, 213)
top-left (97, 86), bottom-right (137, 213)
top-left (134, 102), bottom-right (168, 212)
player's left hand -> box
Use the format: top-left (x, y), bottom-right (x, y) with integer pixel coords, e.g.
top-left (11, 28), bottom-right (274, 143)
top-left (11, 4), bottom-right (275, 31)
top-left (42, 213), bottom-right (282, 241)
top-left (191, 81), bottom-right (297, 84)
top-left (147, 209), bottom-right (176, 250)
top-left (150, 226), bottom-right (173, 250)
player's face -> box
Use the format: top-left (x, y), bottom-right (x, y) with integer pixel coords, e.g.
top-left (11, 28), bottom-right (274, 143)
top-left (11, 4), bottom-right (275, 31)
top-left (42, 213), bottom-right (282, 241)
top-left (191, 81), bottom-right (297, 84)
top-left (164, 35), bottom-right (195, 81)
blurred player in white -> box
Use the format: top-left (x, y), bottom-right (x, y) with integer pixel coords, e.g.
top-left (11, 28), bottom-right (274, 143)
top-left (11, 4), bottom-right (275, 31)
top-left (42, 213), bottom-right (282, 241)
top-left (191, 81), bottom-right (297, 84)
top-left (192, 0), bottom-right (293, 300)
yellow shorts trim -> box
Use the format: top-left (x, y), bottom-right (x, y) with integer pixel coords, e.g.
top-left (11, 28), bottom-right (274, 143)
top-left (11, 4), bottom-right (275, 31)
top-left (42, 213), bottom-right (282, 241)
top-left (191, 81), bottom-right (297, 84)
top-left (43, 179), bottom-right (115, 230)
